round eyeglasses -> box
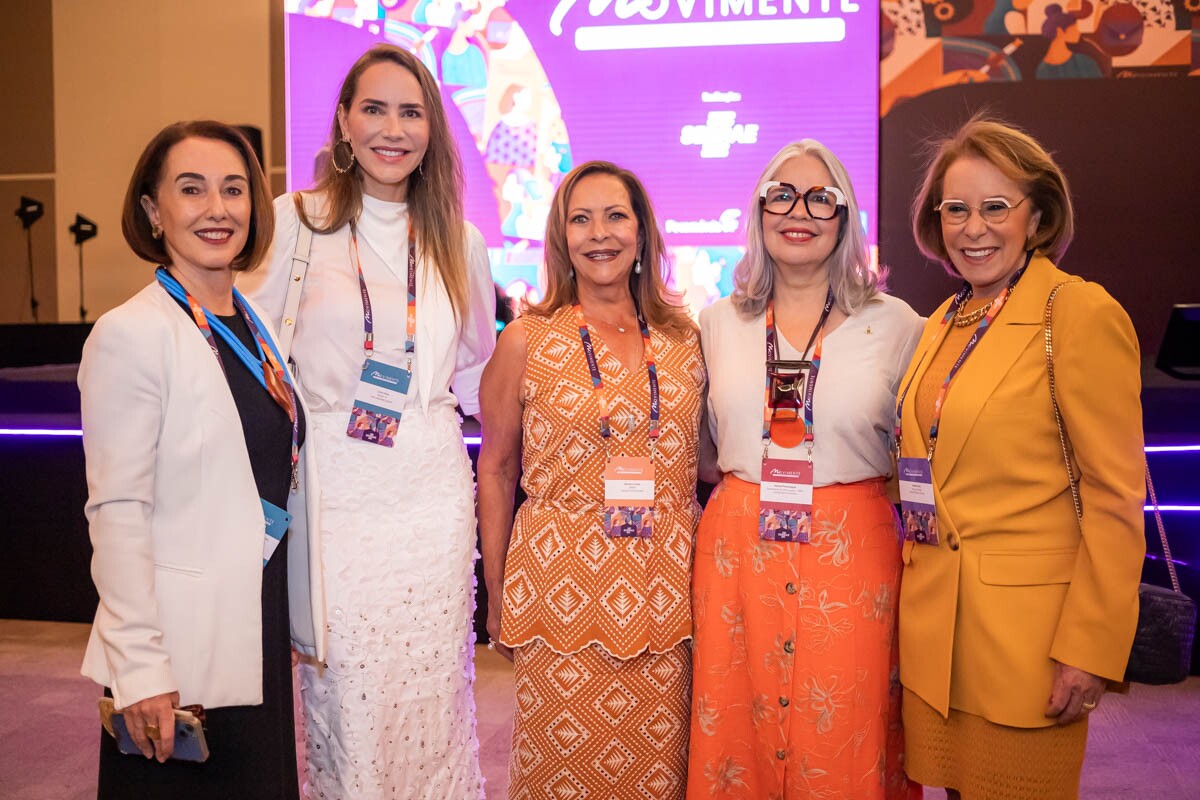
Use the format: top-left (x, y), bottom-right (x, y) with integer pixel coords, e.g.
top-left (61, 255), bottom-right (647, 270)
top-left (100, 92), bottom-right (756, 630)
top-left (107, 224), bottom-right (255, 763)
top-left (935, 196), bottom-right (1029, 225)
top-left (759, 182), bottom-right (847, 220)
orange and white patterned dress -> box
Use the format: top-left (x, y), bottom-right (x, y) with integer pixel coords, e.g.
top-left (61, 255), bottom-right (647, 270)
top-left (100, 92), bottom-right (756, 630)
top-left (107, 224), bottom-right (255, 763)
top-left (499, 306), bottom-right (705, 800)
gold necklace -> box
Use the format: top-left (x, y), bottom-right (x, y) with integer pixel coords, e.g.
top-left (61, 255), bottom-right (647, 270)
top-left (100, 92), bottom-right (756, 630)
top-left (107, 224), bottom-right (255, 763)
top-left (953, 299), bottom-right (995, 327)
top-left (588, 315), bottom-right (636, 334)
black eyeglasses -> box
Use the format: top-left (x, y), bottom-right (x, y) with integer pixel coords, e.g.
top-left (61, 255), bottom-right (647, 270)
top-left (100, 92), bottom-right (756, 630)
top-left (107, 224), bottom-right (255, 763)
top-left (759, 182), bottom-right (847, 220)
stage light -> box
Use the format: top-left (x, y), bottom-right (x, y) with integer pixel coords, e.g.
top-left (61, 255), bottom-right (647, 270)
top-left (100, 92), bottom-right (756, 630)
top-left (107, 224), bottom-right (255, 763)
top-left (14, 196), bottom-right (45, 322)
top-left (15, 196), bottom-right (44, 228)
top-left (69, 213), bottom-right (97, 244)
top-left (69, 213), bottom-right (98, 321)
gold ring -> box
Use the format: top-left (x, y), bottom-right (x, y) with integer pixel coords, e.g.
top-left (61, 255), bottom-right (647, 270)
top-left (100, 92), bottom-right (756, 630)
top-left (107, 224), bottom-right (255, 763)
top-left (144, 724), bottom-right (160, 740)
top-left (1081, 701), bottom-right (1097, 711)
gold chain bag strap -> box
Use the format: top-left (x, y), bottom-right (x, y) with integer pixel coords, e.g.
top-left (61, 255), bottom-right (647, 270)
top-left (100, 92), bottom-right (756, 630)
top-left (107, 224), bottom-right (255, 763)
top-left (1044, 280), bottom-right (1196, 685)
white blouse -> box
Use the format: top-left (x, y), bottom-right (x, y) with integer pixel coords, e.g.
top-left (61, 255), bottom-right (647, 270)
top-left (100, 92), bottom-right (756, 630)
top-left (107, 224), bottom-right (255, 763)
top-left (240, 192), bottom-right (496, 417)
top-left (701, 292), bottom-right (924, 486)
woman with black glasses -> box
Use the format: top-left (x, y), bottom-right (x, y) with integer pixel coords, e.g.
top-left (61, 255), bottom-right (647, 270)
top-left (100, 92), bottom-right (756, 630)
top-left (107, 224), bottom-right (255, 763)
top-left (688, 140), bottom-right (923, 799)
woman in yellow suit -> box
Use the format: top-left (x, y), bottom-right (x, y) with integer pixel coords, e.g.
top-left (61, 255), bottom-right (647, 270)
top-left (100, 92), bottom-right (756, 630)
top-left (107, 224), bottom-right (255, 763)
top-left (895, 117), bottom-right (1145, 800)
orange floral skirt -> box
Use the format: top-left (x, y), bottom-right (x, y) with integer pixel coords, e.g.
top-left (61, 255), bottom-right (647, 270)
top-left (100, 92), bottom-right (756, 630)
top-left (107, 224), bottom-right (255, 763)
top-left (688, 475), bottom-right (920, 799)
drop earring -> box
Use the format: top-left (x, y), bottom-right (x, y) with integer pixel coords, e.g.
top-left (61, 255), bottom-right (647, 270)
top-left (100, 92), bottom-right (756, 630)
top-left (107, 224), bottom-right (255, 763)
top-left (332, 138), bottom-right (356, 174)
top-left (634, 258), bottom-right (642, 275)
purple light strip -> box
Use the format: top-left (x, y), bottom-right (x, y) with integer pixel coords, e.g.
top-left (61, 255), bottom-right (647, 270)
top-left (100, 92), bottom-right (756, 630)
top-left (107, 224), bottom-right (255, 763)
top-left (1145, 553), bottom-right (1191, 568)
top-left (1, 429), bottom-right (1198, 463)
top-left (0, 427), bottom-right (487, 447)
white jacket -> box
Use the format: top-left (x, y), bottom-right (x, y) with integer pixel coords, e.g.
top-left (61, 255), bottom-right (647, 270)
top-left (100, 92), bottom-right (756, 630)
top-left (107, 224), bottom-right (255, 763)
top-left (78, 281), bottom-right (325, 710)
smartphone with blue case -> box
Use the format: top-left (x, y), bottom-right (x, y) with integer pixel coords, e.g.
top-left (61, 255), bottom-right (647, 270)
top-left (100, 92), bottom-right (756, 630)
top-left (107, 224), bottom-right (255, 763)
top-left (99, 697), bottom-right (210, 763)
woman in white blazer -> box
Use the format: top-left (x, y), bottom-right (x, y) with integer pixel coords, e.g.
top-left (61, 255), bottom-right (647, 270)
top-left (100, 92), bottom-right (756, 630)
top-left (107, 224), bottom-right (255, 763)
top-left (241, 45), bottom-right (494, 799)
top-left (79, 121), bottom-right (324, 800)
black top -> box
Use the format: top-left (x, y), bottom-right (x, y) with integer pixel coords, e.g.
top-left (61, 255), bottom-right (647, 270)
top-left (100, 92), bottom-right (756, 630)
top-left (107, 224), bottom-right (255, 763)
top-left (212, 309), bottom-right (306, 506)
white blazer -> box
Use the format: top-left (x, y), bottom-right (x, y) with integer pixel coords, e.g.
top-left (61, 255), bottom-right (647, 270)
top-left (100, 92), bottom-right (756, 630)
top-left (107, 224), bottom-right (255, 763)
top-left (78, 282), bottom-right (325, 710)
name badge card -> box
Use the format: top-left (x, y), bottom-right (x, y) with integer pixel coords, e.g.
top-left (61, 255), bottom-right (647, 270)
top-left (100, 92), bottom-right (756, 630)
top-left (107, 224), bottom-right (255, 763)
top-left (347, 357), bottom-right (410, 448)
top-left (898, 457), bottom-right (939, 545)
top-left (759, 458), bottom-right (813, 543)
top-left (603, 456), bottom-right (655, 539)
top-left (261, 498), bottom-right (292, 567)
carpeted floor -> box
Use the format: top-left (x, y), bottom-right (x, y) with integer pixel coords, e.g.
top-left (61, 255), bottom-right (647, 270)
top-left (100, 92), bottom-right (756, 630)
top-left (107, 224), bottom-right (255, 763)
top-left (2, 619), bottom-right (1196, 799)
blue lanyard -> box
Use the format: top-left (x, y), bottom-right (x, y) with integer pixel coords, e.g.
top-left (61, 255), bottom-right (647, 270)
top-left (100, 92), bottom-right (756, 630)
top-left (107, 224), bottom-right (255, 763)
top-left (156, 267), bottom-right (300, 488)
top-left (156, 268), bottom-right (290, 395)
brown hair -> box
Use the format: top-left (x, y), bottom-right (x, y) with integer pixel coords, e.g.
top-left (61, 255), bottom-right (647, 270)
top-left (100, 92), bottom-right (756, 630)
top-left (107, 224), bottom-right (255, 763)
top-left (122, 120), bottom-right (273, 271)
top-left (911, 114), bottom-right (1075, 273)
top-left (298, 44), bottom-right (467, 318)
top-left (525, 161), bottom-right (694, 337)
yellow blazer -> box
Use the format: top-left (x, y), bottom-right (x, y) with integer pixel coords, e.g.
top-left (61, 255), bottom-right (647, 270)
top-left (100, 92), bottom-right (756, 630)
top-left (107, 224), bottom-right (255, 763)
top-left (897, 255), bottom-right (1145, 728)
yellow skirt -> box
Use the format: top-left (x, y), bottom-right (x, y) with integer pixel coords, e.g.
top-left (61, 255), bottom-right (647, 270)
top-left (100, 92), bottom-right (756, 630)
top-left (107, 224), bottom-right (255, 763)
top-left (903, 688), bottom-right (1088, 800)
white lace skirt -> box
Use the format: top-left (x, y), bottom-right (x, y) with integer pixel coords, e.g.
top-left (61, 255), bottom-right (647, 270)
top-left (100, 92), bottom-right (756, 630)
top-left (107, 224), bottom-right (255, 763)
top-left (300, 409), bottom-right (483, 800)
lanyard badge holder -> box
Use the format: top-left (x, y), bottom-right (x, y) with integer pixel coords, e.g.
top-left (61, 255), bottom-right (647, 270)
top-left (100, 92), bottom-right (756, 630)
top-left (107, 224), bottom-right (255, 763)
top-left (156, 268), bottom-right (299, 568)
top-left (574, 305), bottom-right (661, 539)
top-left (894, 257), bottom-right (1030, 546)
top-left (346, 223), bottom-right (417, 448)
top-left (758, 293), bottom-right (831, 543)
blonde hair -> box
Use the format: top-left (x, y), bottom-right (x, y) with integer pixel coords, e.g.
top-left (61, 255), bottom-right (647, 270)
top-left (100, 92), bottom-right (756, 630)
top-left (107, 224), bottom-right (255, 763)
top-left (524, 161), bottom-right (694, 337)
top-left (732, 140), bottom-right (881, 319)
top-left (298, 44), bottom-right (467, 318)
top-left (911, 114), bottom-right (1075, 274)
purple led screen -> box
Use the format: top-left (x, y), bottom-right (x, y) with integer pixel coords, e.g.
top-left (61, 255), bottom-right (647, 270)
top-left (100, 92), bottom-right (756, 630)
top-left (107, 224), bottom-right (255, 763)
top-left (285, 1), bottom-right (879, 252)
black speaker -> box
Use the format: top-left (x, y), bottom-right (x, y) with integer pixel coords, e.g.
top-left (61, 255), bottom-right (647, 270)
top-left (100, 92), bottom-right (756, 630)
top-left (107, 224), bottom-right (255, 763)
top-left (235, 124), bottom-right (265, 169)
top-left (1156, 305), bottom-right (1200, 380)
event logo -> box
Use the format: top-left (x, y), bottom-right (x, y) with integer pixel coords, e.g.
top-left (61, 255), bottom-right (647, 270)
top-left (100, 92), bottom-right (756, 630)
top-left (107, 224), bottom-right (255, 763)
top-left (665, 209), bottom-right (741, 234)
top-left (549, 0), bottom-right (858, 49)
top-left (681, 111), bottom-right (759, 158)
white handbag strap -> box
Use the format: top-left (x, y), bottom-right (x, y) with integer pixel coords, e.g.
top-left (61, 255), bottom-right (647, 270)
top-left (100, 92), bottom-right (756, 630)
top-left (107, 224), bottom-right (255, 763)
top-left (279, 193), bottom-right (315, 363)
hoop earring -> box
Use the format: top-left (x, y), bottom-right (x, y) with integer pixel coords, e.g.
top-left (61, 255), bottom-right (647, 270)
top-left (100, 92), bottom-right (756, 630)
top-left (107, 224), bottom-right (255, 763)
top-left (417, 160), bottom-right (424, 178)
top-left (633, 258), bottom-right (642, 275)
top-left (332, 139), bottom-right (356, 174)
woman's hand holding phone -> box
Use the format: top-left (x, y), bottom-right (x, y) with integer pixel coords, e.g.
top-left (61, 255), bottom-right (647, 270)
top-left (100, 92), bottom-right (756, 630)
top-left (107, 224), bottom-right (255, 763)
top-left (122, 691), bottom-right (180, 761)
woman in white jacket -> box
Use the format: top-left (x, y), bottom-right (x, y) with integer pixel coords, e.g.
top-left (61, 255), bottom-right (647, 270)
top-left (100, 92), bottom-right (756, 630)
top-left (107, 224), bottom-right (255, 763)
top-left (241, 44), bottom-right (495, 799)
top-left (79, 120), bottom-right (324, 799)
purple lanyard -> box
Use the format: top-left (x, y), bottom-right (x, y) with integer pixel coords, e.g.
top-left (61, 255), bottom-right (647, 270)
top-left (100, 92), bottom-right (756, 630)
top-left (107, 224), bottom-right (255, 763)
top-left (762, 290), bottom-right (833, 447)
top-left (573, 304), bottom-right (660, 443)
top-left (348, 221), bottom-right (417, 373)
top-left (894, 257), bottom-right (1030, 459)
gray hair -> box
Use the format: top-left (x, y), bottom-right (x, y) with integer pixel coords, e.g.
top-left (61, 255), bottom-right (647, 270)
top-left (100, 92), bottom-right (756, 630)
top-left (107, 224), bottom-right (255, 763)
top-left (731, 139), bottom-right (882, 319)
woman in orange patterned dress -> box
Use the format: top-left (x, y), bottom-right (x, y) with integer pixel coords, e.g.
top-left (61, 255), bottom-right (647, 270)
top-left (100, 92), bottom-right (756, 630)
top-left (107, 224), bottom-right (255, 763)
top-left (479, 161), bottom-right (704, 799)
top-left (688, 141), bottom-right (925, 799)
